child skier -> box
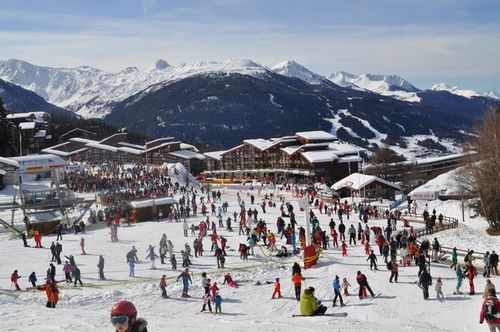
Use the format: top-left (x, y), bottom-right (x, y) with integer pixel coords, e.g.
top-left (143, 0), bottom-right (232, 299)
top-left (11, 270), bottom-right (21, 291)
top-left (160, 275), bottom-right (168, 298)
top-left (364, 242), bottom-right (371, 256)
top-left (170, 254), bottom-right (177, 271)
top-left (341, 241), bottom-right (348, 257)
top-left (214, 294), bottom-right (222, 314)
top-left (435, 277), bottom-right (444, 300)
top-left (272, 278), bottom-right (282, 299)
top-left (342, 277), bottom-right (351, 296)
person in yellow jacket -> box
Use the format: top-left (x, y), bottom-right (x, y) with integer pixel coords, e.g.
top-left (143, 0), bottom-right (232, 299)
top-left (300, 287), bottom-right (327, 316)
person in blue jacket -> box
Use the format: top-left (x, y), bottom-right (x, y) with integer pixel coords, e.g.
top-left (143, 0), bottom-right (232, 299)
top-left (129, 259), bottom-right (135, 277)
top-left (28, 271), bottom-right (37, 287)
top-left (333, 275), bottom-right (344, 307)
top-left (177, 268), bottom-right (193, 297)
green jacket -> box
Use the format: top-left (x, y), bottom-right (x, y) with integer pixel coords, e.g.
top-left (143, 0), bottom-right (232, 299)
top-left (300, 289), bottom-right (318, 316)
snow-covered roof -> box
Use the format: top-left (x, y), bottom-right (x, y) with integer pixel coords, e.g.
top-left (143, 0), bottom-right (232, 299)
top-left (332, 173), bottom-right (401, 191)
top-left (337, 155), bottom-right (362, 163)
top-left (19, 122), bottom-right (36, 130)
top-left (179, 143), bottom-right (198, 152)
top-left (129, 197), bottom-right (177, 208)
top-left (244, 138), bottom-right (273, 150)
top-left (328, 141), bottom-right (362, 155)
top-left (220, 144), bottom-right (245, 156)
top-left (168, 150), bottom-right (206, 160)
top-left (117, 147), bottom-right (144, 155)
top-left (397, 152), bottom-right (475, 166)
top-left (33, 130), bottom-right (46, 138)
top-left (0, 157), bottom-right (20, 168)
top-left (86, 142), bottom-right (118, 152)
top-left (409, 167), bottom-right (462, 198)
top-left (281, 145), bottom-right (301, 155)
top-left (145, 141), bottom-right (181, 152)
top-left (41, 147), bottom-right (87, 157)
top-left (12, 154), bottom-right (66, 164)
top-left (69, 137), bottom-right (98, 144)
top-left (7, 112), bottom-right (47, 122)
top-left (301, 149), bottom-right (339, 163)
top-left (146, 137), bottom-right (175, 145)
top-left (204, 151), bottom-right (226, 161)
top-left (118, 142), bottom-right (145, 150)
top-left (296, 131), bottom-right (336, 141)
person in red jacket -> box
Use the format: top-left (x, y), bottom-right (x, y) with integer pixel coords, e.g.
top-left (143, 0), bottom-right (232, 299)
top-left (331, 229), bottom-right (338, 247)
top-left (479, 289), bottom-right (500, 330)
top-left (210, 232), bottom-right (220, 251)
top-left (159, 275), bottom-right (168, 298)
top-left (341, 241), bottom-right (348, 257)
top-left (34, 230), bottom-right (42, 248)
top-left (272, 278), bottom-right (282, 299)
top-left (11, 270), bottom-right (21, 291)
top-left (467, 262), bottom-right (477, 295)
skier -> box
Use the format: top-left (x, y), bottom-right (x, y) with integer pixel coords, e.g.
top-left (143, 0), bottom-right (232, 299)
top-left (214, 294), bottom-right (222, 314)
top-left (145, 245), bottom-right (158, 270)
top-left (98, 255), bottom-right (105, 280)
top-left (72, 265), bottom-right (83, 287)
top-left (48, 263), bottom-right (56, 283)
top-left (332, 275), bottom-right (343, 307)
top-left (80, 237), bottom-right (87, 255)
top-left (341, 241), bottom-right (348, 257)
top-left (63, 261), bottom-right (73, 283)
top-left (467, 262), bottom-right (477, 295)
top-left (160, 275), bottom-right (168, 299)
top-left (348, 225), bottom-right (356, 246)
top-left (479, 288), bottom-right (500, 330)
top-left (272, 278), bottom-right (282, 299)
top-left (367, 250), bottom-right (378, 270)
top-left (11, 270), bottom-right (21, 291)
top-left (38, 280), bottom-right (59, 308)
top-left (356, 271), bottom-right (375, 299)
top-left (128, 258), bottom-right (135, 277)
top-left (419, 268), bottom-right (432, 300)
top-left (342, 277), bottom-right (351, 296)
top-left (34, 230), bottom-right (42, 248)
top-left (291, 272), bottom-right (305, 301)
top-left (28, 271), bottom-right (37, 287)
top-left (454, 264), bottom-right (464, 294)
top-left (110, 300), bottom-right (148, 332)
top-left (170, 254), bottom-right (177, 271)
top-left (176, 268), bottom-right (193, 297)
top-left (21, 232), bottom-right (29, 247)
top-left (435, 277), bottom-right (444, 300)
top-left (388, 257), bottom-right (399, 283)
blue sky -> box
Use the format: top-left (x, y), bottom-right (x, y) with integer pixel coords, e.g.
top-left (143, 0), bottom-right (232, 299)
top-left (1, 0), bottom-right (499, 92)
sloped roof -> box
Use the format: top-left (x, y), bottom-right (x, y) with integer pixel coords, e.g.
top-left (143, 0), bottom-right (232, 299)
top-left (301, 149), bottom-right (339, 163)
top-left (168, 150), bottom-right (206, 160)
top-left (332, 173), bottom-right (401, 191)
top-left (296, 131), bottom-right (336, 141)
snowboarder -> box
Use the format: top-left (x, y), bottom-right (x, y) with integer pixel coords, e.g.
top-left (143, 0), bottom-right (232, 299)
top-left (300, 287), bottom-right (327, 316)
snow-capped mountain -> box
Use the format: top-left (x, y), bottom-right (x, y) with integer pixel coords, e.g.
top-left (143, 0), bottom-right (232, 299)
top-left (271, 60), bottom-right (329, 85)
top-left (431, 82), bottom-right (500, 100)
top-left (329, 71), bottom-right (421, 102)
top-left (0, 58), bottom-right (270, 118)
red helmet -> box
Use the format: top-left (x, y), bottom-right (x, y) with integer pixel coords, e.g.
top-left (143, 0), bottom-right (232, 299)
top-left (111, 300), bottom-right (137, 321)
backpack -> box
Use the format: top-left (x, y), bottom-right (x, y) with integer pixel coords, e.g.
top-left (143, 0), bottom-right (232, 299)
top-left (387, 261), bottom-right (393, 271)
top-left (484, 299), bottom-right (498, 321)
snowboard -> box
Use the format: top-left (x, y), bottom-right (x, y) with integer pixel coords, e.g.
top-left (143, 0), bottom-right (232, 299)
top-left (292, 312), bottom-right (348, 318)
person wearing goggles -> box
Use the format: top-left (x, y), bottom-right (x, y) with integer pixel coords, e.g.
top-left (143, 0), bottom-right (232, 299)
top-left (110, 300), bottom-right (148, 332)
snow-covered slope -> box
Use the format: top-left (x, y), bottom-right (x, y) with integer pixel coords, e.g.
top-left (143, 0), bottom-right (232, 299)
top-left (329, 71), bottom-right (421, 102)
top-left (0, 59), bottom-right (270, 118)
top-left (431, 82), bottom-right (500, 100)
top-left (271, 60), bottom-right (328, 85)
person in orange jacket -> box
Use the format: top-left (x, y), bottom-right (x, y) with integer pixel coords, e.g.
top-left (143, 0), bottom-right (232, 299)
top-left (11, 270), bottom-right (21, 291)
top-left (38, 281), bottom-right (59, 308)
top-left (291, 272), bottom-right (305, 301)
top-left (272, 278), bottom-right (282, 299)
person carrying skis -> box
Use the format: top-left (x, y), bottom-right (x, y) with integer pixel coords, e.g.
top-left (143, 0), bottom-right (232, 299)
top-left (332, 275), bottom-right (343, 307)
top-left (356, 271), bottom-right (375, 299)
top-left (367, 250), bottom-right (378, 270)
top-left (176, 268), bottom-right (193, 297)
top-left (11, 270), bottom-right (21, 291)
top-left (160, 275), bottom-right (168, 299)
top-left (292, 272), bottom-right (305, 301)
top-left (272, 278), bottom-right (282, 299)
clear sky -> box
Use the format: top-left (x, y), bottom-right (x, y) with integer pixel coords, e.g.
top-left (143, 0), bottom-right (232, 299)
top-left (1, 0), bottom-right (499, 92)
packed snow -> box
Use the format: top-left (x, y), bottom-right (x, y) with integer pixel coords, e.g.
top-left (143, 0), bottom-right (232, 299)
top-left (0, 173), bottom-right (497, 331)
